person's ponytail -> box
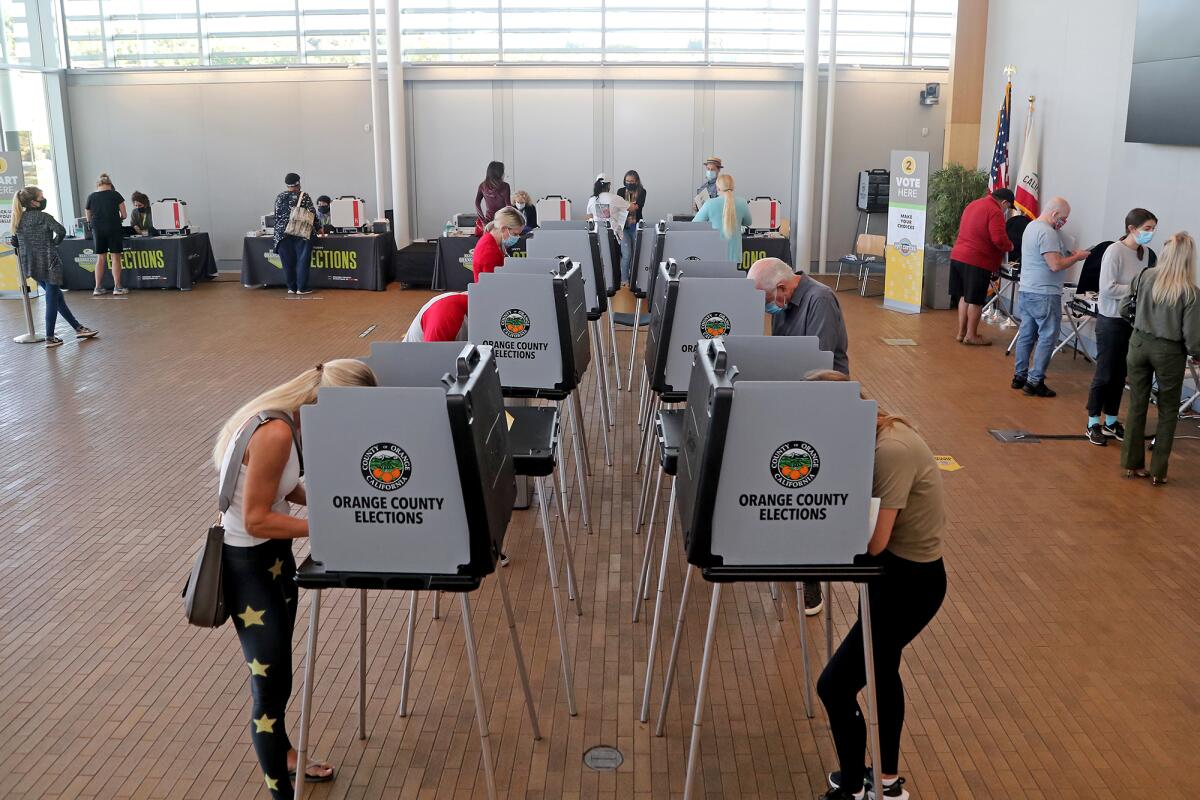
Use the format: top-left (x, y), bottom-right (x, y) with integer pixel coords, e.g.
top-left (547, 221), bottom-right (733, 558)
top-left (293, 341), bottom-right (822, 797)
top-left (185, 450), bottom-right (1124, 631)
top-left (717, 174), bottom-right (737, 239)
top-left (11, 186), bottom-right (39, 231)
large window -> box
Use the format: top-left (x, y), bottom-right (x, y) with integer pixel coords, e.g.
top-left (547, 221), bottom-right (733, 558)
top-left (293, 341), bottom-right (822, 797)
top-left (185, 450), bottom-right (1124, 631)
top-left (60, 0), bottom-right (954, 68)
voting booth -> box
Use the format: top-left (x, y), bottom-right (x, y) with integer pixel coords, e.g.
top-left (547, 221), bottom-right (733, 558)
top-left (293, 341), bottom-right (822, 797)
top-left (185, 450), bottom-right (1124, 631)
top-left (669, 258), bottom-right (742, 279)
top-left (645, 337), bottom-right (886, 800)
top-left (293, 344), bottom-right (539, 800)
top-left (539, 219), bottom-right (588, 230)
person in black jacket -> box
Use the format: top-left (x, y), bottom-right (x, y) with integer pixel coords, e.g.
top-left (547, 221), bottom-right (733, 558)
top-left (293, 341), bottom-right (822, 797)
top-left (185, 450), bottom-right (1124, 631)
top-left (272, 173), bottom-right (317, 294)
top-left (513, 190), bottom-right (538, 232)
top-left (617, 170), bottom-right (646, 286)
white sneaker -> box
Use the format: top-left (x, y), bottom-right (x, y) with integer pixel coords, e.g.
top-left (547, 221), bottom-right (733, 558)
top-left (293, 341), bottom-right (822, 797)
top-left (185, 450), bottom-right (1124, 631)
top-left (93, 287), bottom-right (109, 296)
top-left (287, 289), bottom-right (296, 294)
top-left (112, 287), bottom-right (129, 295)
top-left (296, 289), bottom-right (314, 295)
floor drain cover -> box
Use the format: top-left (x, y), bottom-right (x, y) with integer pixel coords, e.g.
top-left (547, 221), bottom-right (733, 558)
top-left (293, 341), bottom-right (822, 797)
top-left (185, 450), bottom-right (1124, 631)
top-left (583, 745), bottom-right (624, 771)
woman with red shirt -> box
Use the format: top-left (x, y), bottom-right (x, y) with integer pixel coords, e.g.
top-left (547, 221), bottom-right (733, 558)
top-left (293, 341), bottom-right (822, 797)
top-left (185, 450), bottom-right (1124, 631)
top-left (949, 188), bottom-right (1015, 346)
top-left (471, 206), bottom-right (526, 282)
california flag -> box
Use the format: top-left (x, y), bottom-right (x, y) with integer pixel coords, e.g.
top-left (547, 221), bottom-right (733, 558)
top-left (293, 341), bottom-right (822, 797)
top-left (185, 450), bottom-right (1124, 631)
top-left (1014, 115), bottom-right (1040, 219)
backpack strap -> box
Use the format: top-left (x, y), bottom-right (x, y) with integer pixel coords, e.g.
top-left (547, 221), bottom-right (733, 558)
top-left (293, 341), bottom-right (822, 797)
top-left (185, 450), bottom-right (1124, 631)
top-left (217, 411), bottom-right (303, 514)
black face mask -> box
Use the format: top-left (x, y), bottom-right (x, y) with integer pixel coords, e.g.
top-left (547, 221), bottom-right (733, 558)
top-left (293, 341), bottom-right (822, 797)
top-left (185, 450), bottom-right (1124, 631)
top-left (625, 182), bottom-right (637, 190)
top-left (318, 205), bottom-right (330, 214)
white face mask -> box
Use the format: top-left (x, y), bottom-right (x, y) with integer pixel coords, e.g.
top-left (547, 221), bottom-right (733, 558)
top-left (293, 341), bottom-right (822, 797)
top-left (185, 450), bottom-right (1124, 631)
top-left (515, 202), bottom-right (526, 210)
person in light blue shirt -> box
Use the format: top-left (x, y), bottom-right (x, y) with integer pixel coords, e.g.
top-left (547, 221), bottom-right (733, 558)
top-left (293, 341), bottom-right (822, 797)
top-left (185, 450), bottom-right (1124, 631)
top-left (693, 173), bottom-right (753, 266)
top-left (1011, 196), bottom-right (1091, 397)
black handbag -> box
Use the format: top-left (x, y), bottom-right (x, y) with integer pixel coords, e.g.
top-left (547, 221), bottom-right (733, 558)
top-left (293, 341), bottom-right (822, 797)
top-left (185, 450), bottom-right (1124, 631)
top-left (182, 411), bottom-right (301, 628)
top-left (1120, 266), bottom-right (1152, 326)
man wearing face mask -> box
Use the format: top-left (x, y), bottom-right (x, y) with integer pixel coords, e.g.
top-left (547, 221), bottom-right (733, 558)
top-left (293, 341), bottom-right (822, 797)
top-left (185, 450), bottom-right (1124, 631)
top-left (694, 157), bottom-right (723, 211)
top-left (1011, 196), bottom-right (1091, 398)
top-left (315, 195), bottom-right (332, 235)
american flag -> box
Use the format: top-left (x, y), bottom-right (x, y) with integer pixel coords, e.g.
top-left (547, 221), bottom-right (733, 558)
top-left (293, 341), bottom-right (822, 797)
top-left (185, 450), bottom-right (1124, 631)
top-left (989, 81), bottom-right (1012, 192)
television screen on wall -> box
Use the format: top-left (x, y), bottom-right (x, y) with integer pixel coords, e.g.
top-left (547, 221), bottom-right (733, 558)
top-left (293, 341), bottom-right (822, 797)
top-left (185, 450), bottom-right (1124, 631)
top-left (1125, 0), bottom-right (1200, 146)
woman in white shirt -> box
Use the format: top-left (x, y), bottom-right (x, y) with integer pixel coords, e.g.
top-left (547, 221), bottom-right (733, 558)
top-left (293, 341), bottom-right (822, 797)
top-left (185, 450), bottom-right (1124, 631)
top-left (585, 173), bottom-right (630, 237)
top-left (1086, 208), bottom-right (1157, 446)
top-left (213, 359), bottom-right (376, 798)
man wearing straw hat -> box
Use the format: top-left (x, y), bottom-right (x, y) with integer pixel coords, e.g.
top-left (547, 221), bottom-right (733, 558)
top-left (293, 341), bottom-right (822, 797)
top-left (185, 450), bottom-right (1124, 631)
top-left (694, 156), bottom-right (724, 210)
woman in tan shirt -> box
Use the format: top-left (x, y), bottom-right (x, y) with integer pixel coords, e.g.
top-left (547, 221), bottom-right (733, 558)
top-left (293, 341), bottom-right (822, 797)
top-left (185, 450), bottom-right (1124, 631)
top-left (808, 370), bottom-right (947, 800)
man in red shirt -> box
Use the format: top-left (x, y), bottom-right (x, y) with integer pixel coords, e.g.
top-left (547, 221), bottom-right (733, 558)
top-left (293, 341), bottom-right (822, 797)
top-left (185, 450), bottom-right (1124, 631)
top-left (949, 188), bottom-right (1015, 346)
top-left (404, 292), bottom-right (468, 342)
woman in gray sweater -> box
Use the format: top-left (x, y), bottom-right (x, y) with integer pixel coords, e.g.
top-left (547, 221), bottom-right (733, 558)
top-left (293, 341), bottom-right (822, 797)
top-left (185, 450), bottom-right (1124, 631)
top-left (1121, 231), bottom-right (1200, 484)
top-left (13, 186), bottom-right (98, 347)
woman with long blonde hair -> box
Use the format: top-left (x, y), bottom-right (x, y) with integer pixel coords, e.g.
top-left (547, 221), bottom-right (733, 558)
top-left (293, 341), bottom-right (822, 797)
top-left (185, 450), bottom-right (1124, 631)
top-left (214, 359), bottom-right (376, 797)
top-left (1121, 231), bottom-right (1200, 484)
top-left (693, 172), bottom-right (752, 266)
top-left (471, 205), bottom-right (525, 282)
top-left (805, 370), bottom-right (946, 800)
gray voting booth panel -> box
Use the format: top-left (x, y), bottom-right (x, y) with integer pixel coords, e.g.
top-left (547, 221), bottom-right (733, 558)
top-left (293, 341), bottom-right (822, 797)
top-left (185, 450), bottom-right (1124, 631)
top-left (468, 263), bottom-right (590, 395)
top-left (503, 257), bottom-right (564, 274)
top-left (524, 228), bottom-right (607, 318)
top-left (631, 222), bottom-right (655, 297)
top-left (594, 223), bottom-right (620, 296)
top-left (677, 338), bottom-right (876, 579)
top-left (644, 229), bottom-right (731, 310)
top-left (642, 262), bottom-right (764, 396)
top-left (363, 341), bottom-right (467, 387)
top-left (663, 220), bottom-right (712, 231)
top-left (301, 346), bottom-right (515, 584)
top-left (539, 220), bottom-right (588, 230)
top-left (671, 258), bottom-right (742, 280)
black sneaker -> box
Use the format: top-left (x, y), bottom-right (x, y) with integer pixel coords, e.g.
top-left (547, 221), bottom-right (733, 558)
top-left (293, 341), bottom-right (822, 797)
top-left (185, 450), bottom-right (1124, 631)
top-left (819, 789), bottom-right (863, 800)
top-left (1011, 376), bottom-right (1026, 390)
top-left (1102, 420), bottom-right (1125, 441)
top-left (1022, 381), bottom-right (1056, 398)
top-left (45, 336), bottom-right (64, 348)
top-left (829, 769), bottom-right (909, 800)
top-left (803, 582), bottom-right (823, 616)
top-left (1087, 424), bottom-right (1107, 446)
top-left (74, 327), bottom-right (98, 340)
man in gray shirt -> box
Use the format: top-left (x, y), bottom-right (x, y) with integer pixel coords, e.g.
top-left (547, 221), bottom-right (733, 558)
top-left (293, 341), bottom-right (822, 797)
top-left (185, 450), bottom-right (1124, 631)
top-left (748, 257), bottom-right (850, 374)
top-left (747, 256), bottom-right (849, 617)
top-left (1011, 196), bottom-right (1090, 397)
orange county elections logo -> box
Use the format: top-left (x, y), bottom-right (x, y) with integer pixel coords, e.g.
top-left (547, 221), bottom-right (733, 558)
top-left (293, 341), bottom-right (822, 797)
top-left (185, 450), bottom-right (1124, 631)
top-left (700, 311), bottom-right (731, 340)
top-left (501, 308), bottom-right (531, 339)
top-left (361, 443), bottom-right (412, 491)
top-left (770, 441), bottom-right (820, 489)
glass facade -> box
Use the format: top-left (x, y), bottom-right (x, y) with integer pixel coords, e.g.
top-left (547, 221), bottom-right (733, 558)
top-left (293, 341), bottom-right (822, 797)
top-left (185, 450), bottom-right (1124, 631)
top-left (59, 0), bottom-right (954, 68)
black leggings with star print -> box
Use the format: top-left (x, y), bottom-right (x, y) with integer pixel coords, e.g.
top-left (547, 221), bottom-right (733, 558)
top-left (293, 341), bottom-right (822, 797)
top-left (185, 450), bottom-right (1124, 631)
top-left (224, 539), bottom-right (298, 799)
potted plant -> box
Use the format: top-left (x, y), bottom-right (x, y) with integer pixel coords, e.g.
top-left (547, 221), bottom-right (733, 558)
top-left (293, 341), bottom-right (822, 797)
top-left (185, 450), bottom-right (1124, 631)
top-left (923, 164), bottom-right (989, 309)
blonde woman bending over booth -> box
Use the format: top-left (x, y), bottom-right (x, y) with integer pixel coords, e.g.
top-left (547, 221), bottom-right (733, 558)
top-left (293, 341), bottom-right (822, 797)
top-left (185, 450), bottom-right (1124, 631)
top-left (471, 206), bottom-right (525, 282)
top-left (693, 173), bottom-right (752, 265)
top-left (213, 359), bottom-right (377, 798)
top-left (1121, 231), bottom-right (1200, 485)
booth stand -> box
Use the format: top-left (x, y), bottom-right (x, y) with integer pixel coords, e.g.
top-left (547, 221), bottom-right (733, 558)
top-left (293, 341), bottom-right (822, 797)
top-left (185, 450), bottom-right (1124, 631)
top-left (363, 339), bottom-right (582, 717)
top-left (644, 339), bottom-right (886, 800)
top-left (591, 219), bottom-right (625, 393)
top-left (525, 228), bottom-right (618, 452)
top-left (293, 346), bottom-right (533, 800)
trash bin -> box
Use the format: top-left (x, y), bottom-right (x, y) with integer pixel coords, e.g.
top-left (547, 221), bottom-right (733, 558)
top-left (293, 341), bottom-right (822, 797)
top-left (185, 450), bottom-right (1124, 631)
top-left (923, 244), bottom-right (952, 310)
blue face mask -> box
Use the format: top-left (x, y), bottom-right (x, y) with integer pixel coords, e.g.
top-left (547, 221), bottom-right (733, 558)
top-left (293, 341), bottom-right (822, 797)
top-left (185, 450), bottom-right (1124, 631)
top-left (503, 234), bottom-right (521, 248)
top-left (705, 170), bottom-right (717, 181)
top-left (765, 302), bottom-right (785, 315)
top-left (1135, 230), bottom-right (1154, 246)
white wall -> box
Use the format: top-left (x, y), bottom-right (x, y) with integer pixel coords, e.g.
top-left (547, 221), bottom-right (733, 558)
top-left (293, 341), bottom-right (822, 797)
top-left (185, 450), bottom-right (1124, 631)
top-left (67, 67), bottom-right (945, 267)
top-left (979, 0), bottom-right (1200, 253)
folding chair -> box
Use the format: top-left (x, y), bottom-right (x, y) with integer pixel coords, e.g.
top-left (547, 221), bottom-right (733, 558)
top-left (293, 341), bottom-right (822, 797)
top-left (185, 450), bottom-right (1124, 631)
top-left (835, 233), bottom-right (885, 294)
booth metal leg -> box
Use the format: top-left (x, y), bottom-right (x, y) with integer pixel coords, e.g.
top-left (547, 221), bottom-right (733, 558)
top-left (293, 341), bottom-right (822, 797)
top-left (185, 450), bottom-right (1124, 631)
top-left (654, 563), bottom-right (694, 737)
top-left (541, 477), bottom-right (583, 616)
top-left (682, 582), bottom-right (722, 800)
top-left (399, 590), bottom-right (417, 718)
top-left (358, 589), bottom-right (367, 741)
top-left (555, 437), bottom-right (572, 521)
top-left (633, 466), bottom-right (664, 622)
top-left (824, 581), bottom-right (833, 661)
top-left (294, 589), bottom-right (321, 800)
top-left (458, 593), bottom-right (498, 800)
top-left (607, 312), bottom-right (623, 392)
top-left (536, 474), bottom-right (579, 716)
top-left (569, 390), bottom-right (593, 478)
top-left (634, 439), bottom-right (656, 531)
top-left (433, 590), bottom-right (441, 620)
top-left (635, 395), bottom-right (659, 475)
top-left (626, 297), bottom-right (642, 391)
top-left (860, 583), bottom-right (885, 799)
top-left (637, 365), bottom-right (649, 431)
top-left (566, 396), bottom-right (592, 530)
top-left (768, 582), bottom-right (784, 622)
top-left (640, 479), bottom-right (676, 722)
top-left (590, 320), bottom-right (614, 467)
top-left (495, 568), bottom-right (542, 740)
top-left (794, 584), bottom-right (814, 719)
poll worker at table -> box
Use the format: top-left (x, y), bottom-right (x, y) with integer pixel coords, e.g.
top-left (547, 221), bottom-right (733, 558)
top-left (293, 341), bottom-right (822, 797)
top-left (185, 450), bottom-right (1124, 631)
top-left (315, 196), bottom-right (332, 235)
top-left (694, 155), bottom-right (723, 210)
top-left (617, 170), bottom-right (646, 286)
top-left (808, 370), bottom-right (946, 800)
top-left (471, 206), bottom-right (525, 282)
top-left (85, 172), bottom-right (127, 296)
top-left (12, 186), bottom-right (98, 348)
top-left (949, 188), bottom-right (1014, 346)
top-left (694, 173), bottom-right (752, 265)
top-left (474, 161), bottom-right (511, 236)
top-left (747, 256), bottom-right (849, 616)
top-left (1121, 231), bottom-right (1200, 486)
top-left (403, 291), bottom-right (469, 343)
top-left (1086, 208), bottom-right (1157, 446)
top-left (272, 173), bottom-right (317, 295)
top-left (129, 191), bottom-right (155, 236)
top-left (513, 190), bottom-right (538, 232)
top-left (1010, 196), bottom-right (1091, 398)
top-left (213, 359), bottom-right (377, 798)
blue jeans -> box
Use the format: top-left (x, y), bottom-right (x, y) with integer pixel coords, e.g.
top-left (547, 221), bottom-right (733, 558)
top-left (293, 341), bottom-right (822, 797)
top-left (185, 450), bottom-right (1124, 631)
top-left (39, 282), bottom-right (81, 338)
top-left (1013, 291), bottom-right (1061, 385)
top-left (276, 235), bottom-right (313, 292)
top-left (619, 221), bottom-right (638, 284)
